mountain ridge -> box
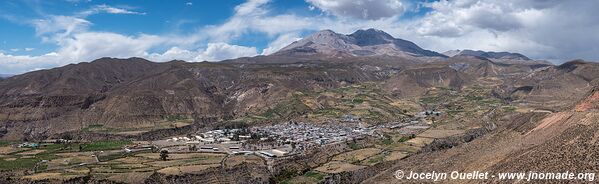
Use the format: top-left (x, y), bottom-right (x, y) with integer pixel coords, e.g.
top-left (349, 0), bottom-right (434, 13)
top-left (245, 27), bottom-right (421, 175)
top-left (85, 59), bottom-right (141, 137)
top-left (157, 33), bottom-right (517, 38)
top-left (443, 49), bottom-right (531, 60)
top-left (0, 74), bottom-right (12, 79)
top-left (274, 28), bottom-right (447, 58)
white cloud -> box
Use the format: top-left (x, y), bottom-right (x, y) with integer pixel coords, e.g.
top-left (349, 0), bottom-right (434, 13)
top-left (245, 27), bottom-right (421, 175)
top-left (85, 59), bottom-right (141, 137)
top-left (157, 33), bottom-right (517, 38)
top-left (147, 47), bottom-right (198, 62)
top-left (186, 2), bottom-right (193, 6)
top-left (56, 32), bottom-right (163, 61)
top-left (0, 52), bottom-right (63, 74)
top-left (24, 48), bottom-right (34, 51)
top-left (78, 4), bottom-right (146, 16)
top-left (197, 42), bottom-right (258, 61)
top-left (147, 43), bottom-right (258, 62)
top-left (406, 0), bottom-right (599, 61)
top-left (415, 0), bottom-right (526, 37)
top-left (306, 0), bottom-right (405, 20)
top-left (234, 0), bottom-right (270, 16)
top-left (261, 32), bottom-right (302, 55)
top-left (203, 0), bottom-right (314, 42)
top-left (31, 15), bottom-right (91, 42)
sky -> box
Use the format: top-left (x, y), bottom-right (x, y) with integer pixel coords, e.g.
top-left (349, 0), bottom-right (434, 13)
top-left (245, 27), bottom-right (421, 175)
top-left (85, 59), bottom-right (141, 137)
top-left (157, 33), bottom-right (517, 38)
top-left (1, 0), bottom-right (598, 74)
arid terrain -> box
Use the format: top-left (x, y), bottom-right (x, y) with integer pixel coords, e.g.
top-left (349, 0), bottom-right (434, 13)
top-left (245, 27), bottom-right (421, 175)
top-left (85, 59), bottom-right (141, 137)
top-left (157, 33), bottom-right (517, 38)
top-left (0, 29), bottom-right (597, 183)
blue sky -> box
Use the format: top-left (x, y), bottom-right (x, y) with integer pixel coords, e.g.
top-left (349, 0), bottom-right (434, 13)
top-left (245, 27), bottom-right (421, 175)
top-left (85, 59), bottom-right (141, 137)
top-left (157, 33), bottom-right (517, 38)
top-left (1, 0), bottom-right (598, 74)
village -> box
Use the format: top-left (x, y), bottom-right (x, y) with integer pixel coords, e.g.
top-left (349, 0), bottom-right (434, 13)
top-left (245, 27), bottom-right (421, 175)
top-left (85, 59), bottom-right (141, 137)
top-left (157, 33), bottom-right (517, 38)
top-left (0, 109), bottom-right (443, 183)
top-left (151, 117), bottom-right (431, 159)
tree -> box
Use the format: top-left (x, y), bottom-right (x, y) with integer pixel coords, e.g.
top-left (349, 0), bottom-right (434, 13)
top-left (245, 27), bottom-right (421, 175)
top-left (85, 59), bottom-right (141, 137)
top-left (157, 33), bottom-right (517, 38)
top-left (188, 145), bottom-right (197, 151)
top-left (160, 150), bottom-right (169, 161)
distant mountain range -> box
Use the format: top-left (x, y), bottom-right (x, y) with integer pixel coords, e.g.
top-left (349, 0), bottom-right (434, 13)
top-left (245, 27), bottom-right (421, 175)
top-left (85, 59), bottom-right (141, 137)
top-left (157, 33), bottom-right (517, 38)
top-left (273, 29), bottom-right (542, 63)
top-left (0, 28), bottom-right (570, 141)
top-left (0, 74), bottom-right (13, 79)
top-left (274, 28), bottom-right (446, 58)
top-left (442, 49), bottom-right (530, 60)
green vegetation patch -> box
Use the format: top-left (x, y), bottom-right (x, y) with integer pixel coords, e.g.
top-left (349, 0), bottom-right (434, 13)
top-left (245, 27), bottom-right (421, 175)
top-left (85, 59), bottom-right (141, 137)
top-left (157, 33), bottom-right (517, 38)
top-left (398, 134), bottom-right (416, 142)
top-left (273, 169), bottom-right (300, 184)
top-left (366, 155), bottom-right (385, 165)
top-left (81, 140), bottom-right (132, 151)
top-left (0, 157), bottom-right (39, 170)
top-left (503, 106), bottom-right (517, 112)
top-left (0, 141), bottom-right (16, 147)
top-left (0, 150), bottom-right (58, 171)
top-left (262, 96), bottom-right (310, 119)
top-left (304, 171), bottom-right (325, 181)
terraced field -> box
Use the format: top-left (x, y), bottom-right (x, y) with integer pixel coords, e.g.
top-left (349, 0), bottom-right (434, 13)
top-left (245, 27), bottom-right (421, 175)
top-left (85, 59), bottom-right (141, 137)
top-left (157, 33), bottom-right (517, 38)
top-left (0, 140), bottom-right (233, 183)
top-left (237, 82), bottom-right (417, 124)
top-left (283, 84), bottom-right (510, 183)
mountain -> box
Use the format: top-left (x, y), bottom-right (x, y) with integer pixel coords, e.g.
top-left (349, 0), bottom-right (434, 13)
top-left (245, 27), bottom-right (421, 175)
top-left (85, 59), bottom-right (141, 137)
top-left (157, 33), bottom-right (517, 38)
top-left (274, 28), bottom-right (446, 58)
top-left (443, 49), bottom-right (531, 60)
top-left (0, 74), bottom-right (12, 79)
top-left (0, 54), bottom-right (558, 141)
top-left (368, 61), bottom-right (599, 184)
top-left (0, 57), bottom-right (400, 140)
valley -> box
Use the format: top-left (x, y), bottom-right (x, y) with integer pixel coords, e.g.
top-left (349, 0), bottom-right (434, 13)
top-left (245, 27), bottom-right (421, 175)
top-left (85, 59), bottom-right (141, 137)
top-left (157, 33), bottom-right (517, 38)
top-left (0, 29), bottom-right (598, 183)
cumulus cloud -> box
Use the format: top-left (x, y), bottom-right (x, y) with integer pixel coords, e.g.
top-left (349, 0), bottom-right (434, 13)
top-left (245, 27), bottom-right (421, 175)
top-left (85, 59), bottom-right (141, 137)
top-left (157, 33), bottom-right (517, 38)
top-left (415, 0), bottom-right (525, 37)
top-left (147, 47), bottom-right (198, 62)
top-left (203, 0), bottom-right (314, 42)
top-left (56, 32), bottom-right (163, 61)
top-left (198, 42), bottom-right (258, 61)
top-left (408, 0), bottom-right (599, 62)
top-left (306, 0), bottom-right (404, 20)
top-left (147, 43), bottom-right (258, 62)
top-left (0, 52), bottom-right (63, 74)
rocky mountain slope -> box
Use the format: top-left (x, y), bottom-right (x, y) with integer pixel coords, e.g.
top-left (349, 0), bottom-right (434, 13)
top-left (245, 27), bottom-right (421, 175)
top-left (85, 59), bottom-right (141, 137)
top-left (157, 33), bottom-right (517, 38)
top-left (274, 29), bottom-right (446, 58)
top-left (494, 60), bottom-right (599, 111)
top-left (366, 65), bottom-right (599, 183)
top-left (3, 28), bottom-right (594, 147)
top-left (0, 56), bottom-right (549, 140)
top-left (1, 28), bottom-right (599, 184)
top-left (443, 49), bottom-right (530, 60)
top-left (0, 57), bottom-right (401, 140)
